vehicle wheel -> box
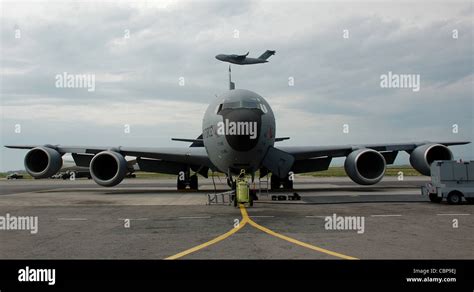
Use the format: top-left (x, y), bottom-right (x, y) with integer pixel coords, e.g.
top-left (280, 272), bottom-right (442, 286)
top-left (447, 191), bottom-right (463, 205)
top-left (189, 175), bottom-right (198, 190)
top-left (429, 193), bottom-right (442, 203)
top-left (465, 198), bottom-right (474, 204)
top-left (249, 196), bottom-right (254, 207)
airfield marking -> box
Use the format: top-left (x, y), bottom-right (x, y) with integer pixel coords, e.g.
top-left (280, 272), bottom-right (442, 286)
top-left (436, 213), bottom-right (470, 216)
top-left (166, 205), bottom-right (358, 260)
top-left (178, 216), bottom-right (212, 219)
top-left (3, 188), bottom-right (61, 196)
top-left (242, 206), bottom-right (358, 260)
top-left (165, 215), bottom-right (248, 260)
top-left (370, 214), bottom-right (402, 217)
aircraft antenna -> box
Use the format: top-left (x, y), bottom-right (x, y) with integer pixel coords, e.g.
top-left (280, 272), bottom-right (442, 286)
top-left (229, 65), bottom-right (235, 90)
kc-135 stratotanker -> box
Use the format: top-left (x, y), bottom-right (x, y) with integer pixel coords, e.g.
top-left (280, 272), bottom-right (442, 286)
top-left (5, 53), bottom-right (469, 196)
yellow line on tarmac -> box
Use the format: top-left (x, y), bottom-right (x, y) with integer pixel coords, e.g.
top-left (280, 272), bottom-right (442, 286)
top-left (241, 205), bottom-right (358, 260)
top-left (165, 214), bottom-right (248, 260)
top-left (166, 204), bottom-right (357, 260)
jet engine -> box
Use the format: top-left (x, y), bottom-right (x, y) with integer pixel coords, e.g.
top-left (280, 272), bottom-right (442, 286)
top-left (409, 144), bottom-right (452, 176)
top-left (90, 151), bottom-right (128, 187)
top-left (24, 146), bottom-right (63, 179)
top-left (344, 149), bottom-right (386, 185)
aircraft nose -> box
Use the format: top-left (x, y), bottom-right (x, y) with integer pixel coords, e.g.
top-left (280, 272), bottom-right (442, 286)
top-left (215, 54), bottom-right (224, 60)
top-left (220, 108), bottom-right (262, 152)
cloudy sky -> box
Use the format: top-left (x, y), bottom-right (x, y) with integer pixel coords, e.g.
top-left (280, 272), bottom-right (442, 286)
top-left (1, 0), bottom-right (473, 171)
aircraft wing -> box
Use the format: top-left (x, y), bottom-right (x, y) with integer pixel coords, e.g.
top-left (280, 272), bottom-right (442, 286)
top-left (276, 141), bottom-right (470, 174)
top-left (278, 141), bottom-right (469, 160)
top-left (5, 145), bottom-right (214, 173)
top-left (234, 52), bottom-right (249, 61)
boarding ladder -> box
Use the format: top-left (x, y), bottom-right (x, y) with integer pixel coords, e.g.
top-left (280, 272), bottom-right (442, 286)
top-left (207, 172), bottom-right (233, 205)
top-left (207, 191), bottom-right (234, 205)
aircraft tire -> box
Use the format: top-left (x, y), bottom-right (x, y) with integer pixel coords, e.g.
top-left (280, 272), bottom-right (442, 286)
top-left (190, 175), bottom-right (198, 190)
top-left (270, 175), bottom-right (281, 190)
top-left (177, 176), bottom-right (186, 190)
top-left (283, 178), bottom-right (293, 190)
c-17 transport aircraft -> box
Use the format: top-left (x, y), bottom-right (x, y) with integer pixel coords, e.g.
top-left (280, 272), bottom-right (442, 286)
top-left (5, 66), bottom-right (469, 193)
top-left (215, 50), bottom-right (276, 65)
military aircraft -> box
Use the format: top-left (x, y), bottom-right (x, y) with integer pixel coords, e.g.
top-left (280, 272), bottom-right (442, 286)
top-left (215, 50), bottom-right (275, 65)
top-left (5, 64), bottom-right (469, 192)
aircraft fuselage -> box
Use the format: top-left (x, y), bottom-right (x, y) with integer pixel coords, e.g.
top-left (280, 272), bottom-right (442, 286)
top-left (215, 54), bottom-right (268, 65)
top-left (202, 89), bottom-right (275, 176)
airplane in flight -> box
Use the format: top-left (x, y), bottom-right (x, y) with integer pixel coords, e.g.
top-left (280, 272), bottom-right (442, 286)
top-left (5, 64), bottom-right (469, 194)
top-left (215, 50), bottom-right (276, 65)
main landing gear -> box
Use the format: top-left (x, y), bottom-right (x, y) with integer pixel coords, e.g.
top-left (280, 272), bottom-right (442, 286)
top-left (270, 174), bottom-right (293, 191)
top-left (177, 170), bottom-right (199, 191)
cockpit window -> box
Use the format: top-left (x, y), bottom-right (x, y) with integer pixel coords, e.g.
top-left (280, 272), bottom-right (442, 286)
top-left (222, 101), bottom-right (241, 109)
top-left (241, 100), bottom-right (259, 108)
top-left (222, 100), bottom-right (260, 110)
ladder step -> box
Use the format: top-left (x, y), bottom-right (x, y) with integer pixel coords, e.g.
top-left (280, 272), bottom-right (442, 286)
top-left (207, 191), bottom-right (234, 205)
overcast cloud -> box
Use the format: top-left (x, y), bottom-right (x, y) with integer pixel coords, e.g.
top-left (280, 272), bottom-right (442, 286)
top-left (1, 0), bottom-right (472, 171)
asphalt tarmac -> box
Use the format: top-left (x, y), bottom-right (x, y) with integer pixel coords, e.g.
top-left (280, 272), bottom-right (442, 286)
top-left (0, 177), bottom-right (472, 259)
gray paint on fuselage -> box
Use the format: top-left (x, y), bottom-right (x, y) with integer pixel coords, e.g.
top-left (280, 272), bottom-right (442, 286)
top-left (215, 54), bottom-right (269, 65)
top-left (202, 89), bottom-right (275, 175)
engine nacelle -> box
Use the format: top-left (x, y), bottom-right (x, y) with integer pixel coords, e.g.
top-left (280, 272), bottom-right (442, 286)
top-left (409, 144), bottom-right (452, 176)
top-left (344, 149), bottom-right (386, 185)
top-left (24, 146), bottom-right (63, 179)
top-left (90, 151), bottom-right (127, 187)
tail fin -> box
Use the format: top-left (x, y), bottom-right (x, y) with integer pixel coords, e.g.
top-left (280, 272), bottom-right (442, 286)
top-left (258, 50), bottom-right (276, 60)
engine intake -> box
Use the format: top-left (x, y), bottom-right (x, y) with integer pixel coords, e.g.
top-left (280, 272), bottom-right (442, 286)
top-left (90, 151), bottom-right (127, 187)
top-left (409, 144), bottom-right (452, 176)
top-left (344, 149), bottom-right (386, 185)
top-left (24, 146), bottom-right (63, 178)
